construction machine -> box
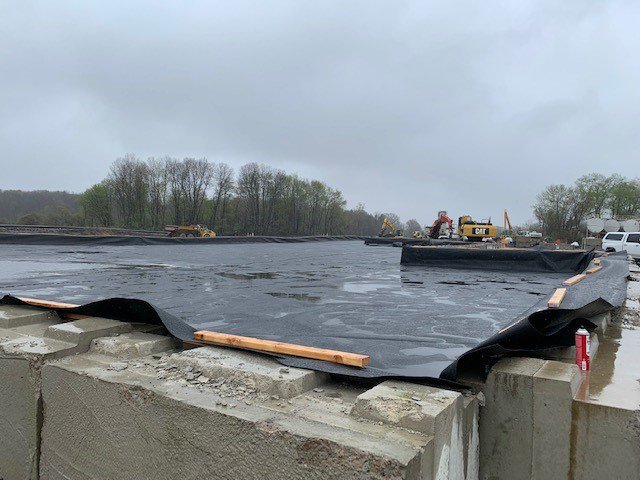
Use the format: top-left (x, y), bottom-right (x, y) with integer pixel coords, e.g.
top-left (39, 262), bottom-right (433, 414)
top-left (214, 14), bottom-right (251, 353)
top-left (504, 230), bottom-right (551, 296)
top-left (378, 218), bottom-right (403, 237)
top-left (501, 209), bottom-right (514, 246)
top-left (165, 224), bottom-right (217, 238)
top-left (429, 211), bottom-right (453, 238)
top-left (503, 209), bottom-right (513, 234)
top-left (457, 215), bottom-right (498, 241)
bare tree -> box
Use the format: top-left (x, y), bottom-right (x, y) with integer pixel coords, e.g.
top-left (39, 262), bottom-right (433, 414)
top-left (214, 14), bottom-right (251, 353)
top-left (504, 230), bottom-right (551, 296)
top-left (166, 158), bottom-right (186, 224)
top-left (146, 156), bottom-right (170, 229)
top-left (210, 163), bottom-right (234, 233)
top-left (405, 219), bottom-right (422, 233)
top-left (180, 158), bottom-right (214, 223)
top-left (236, 163), bottom-right (287, 234)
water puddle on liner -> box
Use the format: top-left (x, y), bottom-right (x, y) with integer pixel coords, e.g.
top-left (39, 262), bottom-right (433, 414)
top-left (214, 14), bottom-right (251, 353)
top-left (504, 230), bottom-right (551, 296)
top-left (217, 272), bottom-right (279, 280)
top-left (342, 282), bottom-right (389, 294)
top-left (0, 260), bottom-right (104, 277)
top-left (266, 292), bottom-right (320, 302)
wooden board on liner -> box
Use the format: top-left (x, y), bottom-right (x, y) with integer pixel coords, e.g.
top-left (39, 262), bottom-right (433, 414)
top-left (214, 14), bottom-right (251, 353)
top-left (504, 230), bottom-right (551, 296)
top-left (193, 330), bottom-right (370, 368)
top-left (548, 288), bottom-right (567, 308)
top-left (563, 274), bottom-right (586, 286)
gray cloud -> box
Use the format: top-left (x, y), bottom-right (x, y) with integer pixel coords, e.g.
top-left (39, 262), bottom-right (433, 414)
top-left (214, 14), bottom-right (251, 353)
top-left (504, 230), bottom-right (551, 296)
top-left (1, 0), bottom-right (639, 226)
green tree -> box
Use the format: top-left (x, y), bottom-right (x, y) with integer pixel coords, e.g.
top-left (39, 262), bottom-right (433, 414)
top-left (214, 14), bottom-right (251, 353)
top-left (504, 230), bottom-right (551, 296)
top-left (607, 178), bottom-right (640, 217)
top-left (573, 173), bottom-right (617, 217)
top-left (80, 183), bottom-right (112, 226)
top-left (533, 184), bottom-right (575, 240)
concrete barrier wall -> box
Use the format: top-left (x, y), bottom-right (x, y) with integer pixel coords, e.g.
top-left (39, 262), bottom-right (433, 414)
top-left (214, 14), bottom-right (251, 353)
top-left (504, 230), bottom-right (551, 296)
top-left (0, 305), bottom-right (478, 480)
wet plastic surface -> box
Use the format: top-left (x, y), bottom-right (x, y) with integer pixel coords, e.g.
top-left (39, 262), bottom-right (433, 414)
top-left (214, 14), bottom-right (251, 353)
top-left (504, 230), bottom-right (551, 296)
top-left (0, 241), bottom-right (568, 378)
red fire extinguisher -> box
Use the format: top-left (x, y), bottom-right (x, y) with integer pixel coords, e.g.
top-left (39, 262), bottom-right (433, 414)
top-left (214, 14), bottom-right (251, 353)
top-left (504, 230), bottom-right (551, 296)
top-left (575, 327), bottom-right (590, 372)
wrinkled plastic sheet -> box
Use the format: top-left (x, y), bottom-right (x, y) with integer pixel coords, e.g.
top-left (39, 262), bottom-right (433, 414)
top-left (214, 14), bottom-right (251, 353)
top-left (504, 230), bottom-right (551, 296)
top-left (0, 246), bottom-right (628, 389)
top-left (401, 245), bottom-right (597, 273)
top-left (0, 233), bottom-right (365, 246)
top-left (441, 252), bottom-right (629, 382)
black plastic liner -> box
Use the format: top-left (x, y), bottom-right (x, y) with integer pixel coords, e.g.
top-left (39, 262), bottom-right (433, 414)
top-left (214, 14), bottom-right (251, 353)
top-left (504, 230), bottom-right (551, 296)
top-left (0, 233), bottom-right (364, 246)
top-left (0, 250), bottom-right (628, 389)
top-left (401, 245), bottom-right (597, 273)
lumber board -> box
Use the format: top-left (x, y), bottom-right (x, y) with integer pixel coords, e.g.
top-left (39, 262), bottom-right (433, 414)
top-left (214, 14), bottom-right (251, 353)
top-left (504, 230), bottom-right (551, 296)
top-left (17, 297), bottom-right (90, 319)
top-left (585, 266), bottom-right (602, 274)
top-left (548, 288), bottom-right (567, 308)
top-left (562, 274), bottom-right (586, 286)
top-left (18, 297), bottom-right (79, 309)
top-left (193, 330), bottom-right (370, 368)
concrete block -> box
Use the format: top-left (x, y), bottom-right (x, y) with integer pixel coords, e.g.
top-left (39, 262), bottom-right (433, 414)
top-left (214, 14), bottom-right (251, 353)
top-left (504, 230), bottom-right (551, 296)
top-left (90, 332), bottom-right (177, 358)
top-left (531, 361), bottom-right (581, 480)
top-left (480, 358), bottom-right (590, 480)
top-left (0, 305), bottom-right (58, 328)
top-left (462, 396), bottom-right (479, 480)
top-left (38, 337), bottom-right (446, 480)
top-left (167, 346), bottom-right (328, 399)
top-left (0, 306), bottom-right (134, 480)
top-left (350, 381), bottom-right (466, 480)
top-left (0, 358), bottom-right (40, 480)
top-left (351, 380), bottom-right (459, 435)
top-left (44, 317), bottom-right (132, 349)
top-left (479, 357), bottom-right (546, 480)
top-left (570, 401), bottom-right (640, 480)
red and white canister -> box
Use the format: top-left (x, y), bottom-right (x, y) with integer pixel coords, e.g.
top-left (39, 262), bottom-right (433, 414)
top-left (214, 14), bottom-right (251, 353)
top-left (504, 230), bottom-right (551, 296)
top-left (575, 327), bottom-right (590, 372)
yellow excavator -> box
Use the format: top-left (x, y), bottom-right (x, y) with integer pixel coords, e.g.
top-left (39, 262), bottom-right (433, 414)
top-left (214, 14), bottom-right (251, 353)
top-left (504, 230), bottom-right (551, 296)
top-left (165, 224), bottom-right (217, 238)
top-left (457, 215), bottom-right (498, 241)
top-left (378, 218), bottom-right (403, 237)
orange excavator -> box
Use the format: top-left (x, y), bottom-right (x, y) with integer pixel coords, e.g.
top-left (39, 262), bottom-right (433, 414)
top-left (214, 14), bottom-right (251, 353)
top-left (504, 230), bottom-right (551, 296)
top-left (429, 211), bottom-right (453, 238)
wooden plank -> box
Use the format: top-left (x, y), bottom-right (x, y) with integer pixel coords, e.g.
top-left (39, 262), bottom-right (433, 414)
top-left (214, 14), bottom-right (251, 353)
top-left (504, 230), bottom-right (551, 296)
top-left (586, 266), bottom-right (602, 275)
top-left (17, 297), bottom-right (91, 319)
top-left (594, 258), bottom-right (601, 265)
top-left (548, 288), bottom-right (567, 308)
top-left (562, 274), bottom-right (587, 286)
top-left (193, 330), bottom-right (370, 368)
top-left (18, 297), bottom-right (79, 309)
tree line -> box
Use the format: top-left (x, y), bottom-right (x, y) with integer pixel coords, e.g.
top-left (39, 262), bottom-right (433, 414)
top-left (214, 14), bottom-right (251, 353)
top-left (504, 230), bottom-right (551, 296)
top-left (0, 190), bottom-right (79, 224)
top-left (75, 154), bottom-right (405, 236)
top-left (533, 173), bottom-right (640, 241)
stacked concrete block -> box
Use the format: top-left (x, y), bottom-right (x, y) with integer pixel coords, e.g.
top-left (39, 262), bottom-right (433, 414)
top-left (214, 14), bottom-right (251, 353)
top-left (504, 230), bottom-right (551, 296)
top-left (350, 380), bottom-right (479, 479)
top-left (39, 336), bottom-right (479, 479)
top-left (0, 305), bottom-right (132, 480)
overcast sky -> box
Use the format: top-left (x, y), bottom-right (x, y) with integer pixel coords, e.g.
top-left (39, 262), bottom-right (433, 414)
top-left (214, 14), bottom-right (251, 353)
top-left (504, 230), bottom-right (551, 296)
top-left (1, 1), bottom-right (638, 225)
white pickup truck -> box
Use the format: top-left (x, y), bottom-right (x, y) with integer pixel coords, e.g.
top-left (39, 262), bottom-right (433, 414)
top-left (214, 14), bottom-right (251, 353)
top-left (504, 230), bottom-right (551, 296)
top-left (601, 231), bottom-right (640, 259)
